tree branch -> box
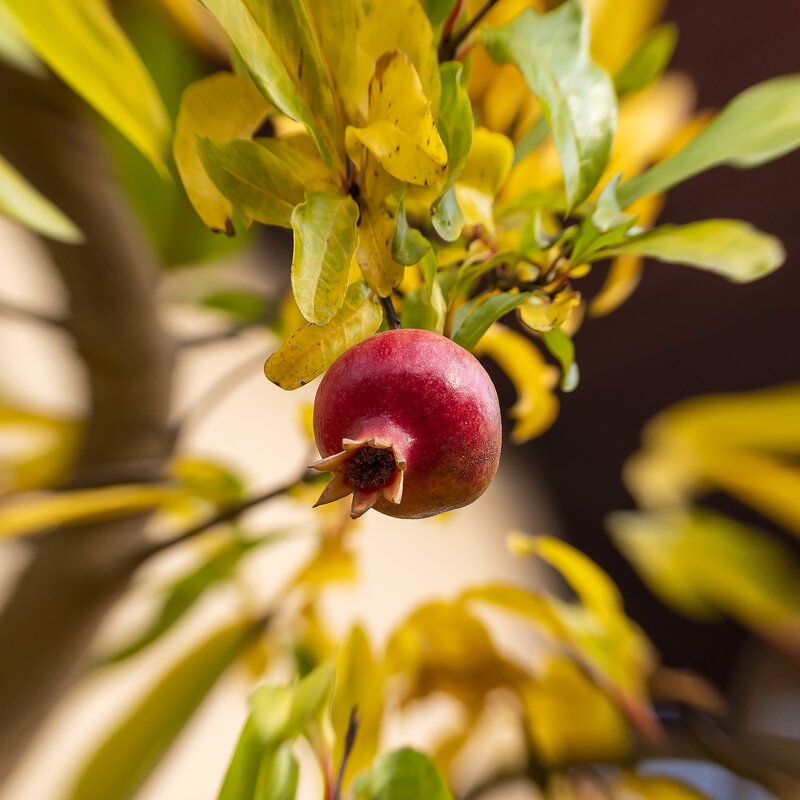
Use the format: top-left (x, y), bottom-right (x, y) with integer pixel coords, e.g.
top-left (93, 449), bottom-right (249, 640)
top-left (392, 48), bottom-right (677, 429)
top-left (0, 298), bottom-right (66, 328)
top-left (439, 0), bottom-right (502, 61)
top-left (0, 64), bottom-right (176, 782)
top-left (380, 295), bottom-right (401, 330)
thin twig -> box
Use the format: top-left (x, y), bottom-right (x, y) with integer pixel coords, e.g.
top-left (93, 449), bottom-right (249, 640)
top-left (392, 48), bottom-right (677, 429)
top-left (439, 0), bottom-right (502, 61)
top-left (332, 707), bottom-right (361, 800)
top-left (380, 295), bottom-right (401, 329)
top-left (143, 469), bottom-right (317, 559)
top-left (0, 298), bottom-right (66, 328)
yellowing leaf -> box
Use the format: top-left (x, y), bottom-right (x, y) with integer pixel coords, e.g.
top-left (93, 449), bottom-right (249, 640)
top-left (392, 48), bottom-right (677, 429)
top-left (346, 51), bottom-right (447, 187)
top-left (455, 127), bottom-right (514, 234)
top-left (174, 72), bottom-right (270, 233)
top-left (71, 621), bottom-right (253, 800)
top-left (264, 281), bottom-right (382, 390)
top-left (0, 484), bottom-right (180, 540)
top-left (5, 0), bottom-right (170, 175)
top-left (521, 659), bottom-right (630, 767)
top-left (358, 0), bottom-right (440, 113)
top-left (474, 324), bottom-right (559, 442)
top-left (291, 191), bottom-right (360, 325)
top-left (0, 0), bottom-right (43, 75)
top-left (594, 219), bottom-right (785, 284)
top-left (197, 137), bottom-right (338, 229)
top-left (518, 289), bottom-right (580, 333)
top-left (356, 204), bottom-right (405, 297)
top-left (609, 509), bottom-right (800, 643)
top-left (200, 0), bottom-right (346, 170)
top-left (0, 154), bottom-right (82, 243)
top-left (292, 536), bottom-right (357, 590)
top-left (332, 626), bottom-right (384, 788)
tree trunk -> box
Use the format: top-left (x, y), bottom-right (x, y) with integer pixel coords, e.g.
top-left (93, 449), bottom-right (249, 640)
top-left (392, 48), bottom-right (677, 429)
top-left (0, 64), bottom-right (175, 782)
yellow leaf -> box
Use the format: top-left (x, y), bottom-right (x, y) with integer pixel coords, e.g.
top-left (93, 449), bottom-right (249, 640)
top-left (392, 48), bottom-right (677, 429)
top-left (358, 0), bottom-right (440, 113)
top-left (293, 536), bottom-right (357, 590)
top-left (174, 72), bottom-right (270, 233)
top-left (0, 484), bottom-right (180, 540)
top-left (521, 659), bottom-right (630, 767)
top-left (332, 626), bottom-right (384, 788)
top-left (346, 51), bottom-right (447, 187)
top-left (585, 0), bottom-right (666, 75)
top-left (609, 509), bottom-right (800, 642)
top-left (5, 0), bottom-right (170, 175)
top-left (386, 600), bottom-right (527, 714)
top-left (474, 324), bottom-right (559, 443)
top-left (519, 289), bottom-right (581, 333)
top-left (356, 203), bottom-right (404, 297)
top-left (455, 127), bottom-right (514, 234)
top-left (264, 281), bottom-right (383, 390)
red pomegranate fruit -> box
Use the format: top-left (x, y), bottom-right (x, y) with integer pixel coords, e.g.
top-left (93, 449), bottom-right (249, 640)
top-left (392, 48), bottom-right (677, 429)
top-left (311, 328), bottom-right (502, 519)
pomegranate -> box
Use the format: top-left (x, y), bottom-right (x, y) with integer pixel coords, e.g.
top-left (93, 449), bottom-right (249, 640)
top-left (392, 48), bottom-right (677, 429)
top-left (311, 329), bottom-right (502, 519)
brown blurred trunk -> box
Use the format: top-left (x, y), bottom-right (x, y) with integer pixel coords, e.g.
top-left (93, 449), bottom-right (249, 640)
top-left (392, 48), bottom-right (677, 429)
top-left (0, 64), bottom-right (175, 781)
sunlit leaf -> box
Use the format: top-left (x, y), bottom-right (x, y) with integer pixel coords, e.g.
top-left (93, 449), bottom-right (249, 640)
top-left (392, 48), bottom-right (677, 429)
top-left (217, 718), bottom-right (264, 800)
top-left (0, 154), bottom-right (82, 243)
top-left (482, 1), bottom-right (617, 210)
top-left (454, 127), bottom-right (514, 234)
top-left (519, 290), bottom-right (581, 335)
top-left (0, 484), bottom-right (179, 540)
top-left (618, 75), bottom-right (800, 206)
top-left (292, 536), bottom-right (357, 590)
top-left (352, 748), bottom-right (453, 800)
top-left (170, 457), bottom-right (244, 508)
top-left (474, 324), bottom-right (559, 443)
top-left (358, 0), bottom-right (441, 114)
top-left (0, 0), bottom-right (43, 75)
top-left (521, 658), bottom-right (630, 767)
top-left (250, 657), bottom-right (335, 744)
top-left (592, 219), bottom-right (784, 283)
top-left (291, 191), bottom-right (360, 325)
top-left (5, 0), bottom-right (170, 174)
top-left (71, 621), bottom-right (253, 800)
top-left (357, 204), bottom-right (405, 297)
top-left (174, 72), bottom-right (270, 234)
top-left (332, 626), bottom-right (384, 789)
top-left (609, 509), bottom-right (800, 642)
top-left (451, 291), bottom-right (533, 351)
top-left (346, 51), bottom-right (447, 187)
top-left (614, 23), bottom-right (678, 96)
top-left (199, 0), bottom-right (346, 170)
top-left (264, 281), bottom-right (383, 390)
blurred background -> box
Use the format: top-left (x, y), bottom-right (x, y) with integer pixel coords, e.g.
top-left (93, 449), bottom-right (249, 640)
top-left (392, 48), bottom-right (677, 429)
top-left (0, 0), bottom-right (799, 799)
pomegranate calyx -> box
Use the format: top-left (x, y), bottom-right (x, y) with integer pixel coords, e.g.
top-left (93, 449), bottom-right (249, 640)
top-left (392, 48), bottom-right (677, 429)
top-left (310, 437), bottom-right (406, 519)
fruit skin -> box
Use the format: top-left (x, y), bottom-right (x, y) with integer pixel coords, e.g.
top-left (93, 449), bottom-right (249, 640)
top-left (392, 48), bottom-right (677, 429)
top-left (312, 328), bottom-right (502, 519)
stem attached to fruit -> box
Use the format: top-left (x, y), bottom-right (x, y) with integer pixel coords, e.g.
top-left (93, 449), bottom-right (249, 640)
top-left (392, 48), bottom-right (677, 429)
top-left (380, 295), bottom-right (402, 330)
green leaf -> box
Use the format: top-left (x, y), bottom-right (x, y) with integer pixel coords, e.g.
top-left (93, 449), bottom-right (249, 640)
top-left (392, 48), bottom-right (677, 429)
top-left (401, 284), bottom-right (446, 334)
top-left (570, 175), bottom-right (637, 263)
top-left (291, 191), bottom-right (359, 325)
top-left (392, 195), bottom-right (431, 266)
top-left (217, 718), bottom-right (267, 800)
top-left (592, 219), bottom-right (785, 283)
top-left (451, 292), bottom-right (534, 351)
top-left (542, 329), bottom-right (579, 392)
top-left (420, 0), bottom-right (458, 27)
top-left (614, 23), bottom-right (678, 96)
top-left (513, 115), bottom-right (550, 167)
top-left (71, 621), bottom-right (253, 800)
top-left (353, 748), bottom-right (453, 800)
top-left (202, 290), bottom-right (268, 322)
top-left (264, 281), bottom-right (383, 390)
top-left (430, 185), bottom-right (464, 242)
top-left (197, 137), bottom-right (336, 229)
top-left (482, 1), bottom-right (617, 211)
top-left (254, 742), bottom-right (299, 800)
top-left (0, 154), bottom-right (82, 243)
top-left (98, 536), bottom-right (265, 665)
top-left (4, 0), bottom-right (170, 175)
top-left (0, 0), bottom-right (43, 75)
top-left (250, 658), bottom-right (335, 744)
top-left (174, 72), bottom-right (271, 234)
top-left (436, 61), bottom-right (473, 193)
top-left (618, 75), bottom-right (800, 206)
top-left (199, 0), bottom-right (345, 170)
